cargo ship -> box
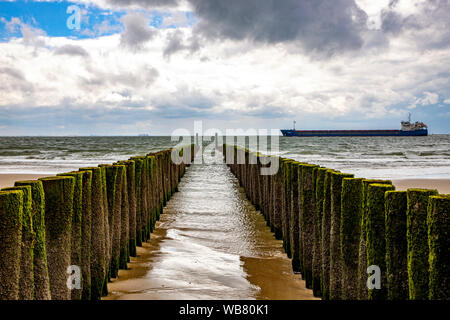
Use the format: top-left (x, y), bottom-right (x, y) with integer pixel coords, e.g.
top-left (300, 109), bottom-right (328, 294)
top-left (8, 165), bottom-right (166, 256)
top-left (281, 115), bottom-right (428, 137)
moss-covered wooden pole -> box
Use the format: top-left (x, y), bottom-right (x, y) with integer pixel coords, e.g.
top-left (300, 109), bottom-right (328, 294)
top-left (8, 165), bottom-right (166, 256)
top-left (320, 169), bottom-right (335, 300)
top-left (329, 171), bottom-right (354, 299)
top-left (97, 165), bottom-right (110, 294)
top-left (0, 190), bottom-right (23, 300)
top-left (340, 177), bottom-right (363, 300)
top-left (79, 170), bottom-right (92, 300)
top-left (358, 179), bottom-right (392, 300)
top-left (297, 164), bottom-right (304, 276)
top-left (15, 180), bottom-right (51, 300)
top-left (120, 160), bottom-right (136, 258)
top-left (2, 185), bottom-right (34, 300)
top-left (427, 195), bottom-right (450, 300)
top-left (104, 165), bottom-right (123, 279)
top-left (119, 165), bottom-right (129, 269)
top-left (39, 176), bottom-right (74, 300)
top-left (301, 164), bottom-right (320, 289)
top-left (282, 159), bottom-right (292, 258)
top-left (78, 167), bottom-right (106, 300)
top-left (289, 162), bottom-right (300, 272)
top-left (406, 188), bottom-right (438, 300)
top-left (312, 167), bottom-right (327, 297)
top-left (57, 171), bottom-right (83, 300)
top-left (131, 157), bottom-right (143, 247)
top-left (272, 156), bottom-right (283, 240)
top-left (366, 183), bottom-right (395, 300)
top-left (385, 190), bottom-right (408, 300)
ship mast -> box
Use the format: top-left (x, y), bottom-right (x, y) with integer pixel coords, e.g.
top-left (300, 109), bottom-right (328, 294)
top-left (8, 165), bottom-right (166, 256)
top-left (293, 120), bottom-right (296, 130)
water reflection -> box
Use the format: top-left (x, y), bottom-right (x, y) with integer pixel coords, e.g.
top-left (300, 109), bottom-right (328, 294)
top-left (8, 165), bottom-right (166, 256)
top-left (105, 160), bottom-right (316, 300)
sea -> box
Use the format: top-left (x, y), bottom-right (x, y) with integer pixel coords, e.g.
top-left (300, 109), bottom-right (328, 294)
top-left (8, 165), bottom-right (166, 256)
top-left (0, 135), bottom-right (449, 179)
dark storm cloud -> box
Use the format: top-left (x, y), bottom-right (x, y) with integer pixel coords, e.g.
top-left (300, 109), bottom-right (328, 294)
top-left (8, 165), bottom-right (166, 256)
top-left (188, 0), bottom-right (368, 56)
top-left (53, 45), bottom-right (90, 57)
top-left (381, 0), bottom-right (450, 49)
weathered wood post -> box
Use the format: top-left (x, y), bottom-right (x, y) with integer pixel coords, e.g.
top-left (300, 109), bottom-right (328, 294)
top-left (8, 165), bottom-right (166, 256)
top-left (39, 176), bottom-right (74, 300)
top-left (340, 177), bottom-right (363, 300)
top-left (406, 188), bottom-right (438, 300)
top-left (366, 183), bottom-right (395, 300)
top-left (2, 185), bottom-right (34, 300)
top-left (289, 162), bottom-right (301, 272)
top-left (301, 164), bottom-right (320, 289)
top-left (78, 167), bottom-right (106, 300)
top-left (427, 195), bottom-right (450, 300)
top-left (0, 190), bottom-right (23, 300)
top-left (312, 167), bottom-right (327, 297)
top-left (329, 171), bottom-right (353, 299)
top-left (320, 169), bottom-right (336, 300)
top-left (79, 170), bottom-right (92, 300)
top-left (15, 180), bottom-right (51, 300)
top-left (358, 179), bottom-right (392, 300)
top-left (385, 190), bottom-right (408, 300)
top-left (57, 171), bottom-right (84, 300)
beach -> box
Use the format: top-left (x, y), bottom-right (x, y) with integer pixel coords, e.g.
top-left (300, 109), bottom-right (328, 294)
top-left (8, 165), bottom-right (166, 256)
top-left (0, 174), bottom-right (47, 189)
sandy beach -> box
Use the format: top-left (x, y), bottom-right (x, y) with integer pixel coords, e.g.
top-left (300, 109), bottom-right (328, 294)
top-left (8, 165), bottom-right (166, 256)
top-left (0, 174), bottom-right (48, 189)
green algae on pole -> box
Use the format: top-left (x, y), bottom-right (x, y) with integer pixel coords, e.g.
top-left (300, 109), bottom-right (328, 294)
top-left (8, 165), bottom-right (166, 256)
top-left (281, 159), bottom-right (292, 258)
top-left (329, 171), bottom-right (354, 300)
top-left (79, 170), bottom-right (92, 300)
top-left (14, 180), bottom-right (51, 300)
top-left (78, 167), bottom-right (106, 300)
top-left (2, 185), bottom-right (34, 300)
top-left (320, 169), bottom-right (336, 300)
top-left (131, 157), bottom-right (144, 247)
top-left (119, 165), bottom-right (129, 269)
top-left (312, 167), bottom-right (328, 297)
top-left (57, 171), bottom-right (84, 300)
top-left (340, 177), bottom-right (363, 300)
top-left (118, 160), bottom-right (135, 260)
top-left (272, 156), bottom-right (283, 240)
top-left (358, 179), bottom-right (392, 300)
top-left (0, 190), bottom-right (23, 300)
top-left (301, 163), bottom-right (320, 289)
top-left (406, 188), bottom-right (438, 300)
top-left (366, 183), bottom-right (395, 300)
top-left (97, 164), bottom-right (110, 294)
top-left (103, 165), bottom-right (123, 279)
top-left (312, 167), bottom-right (326, 297)
top-left (39, 176), bottom-right (75, 300)
top-left (385, 191), bottom-right (408, 300)
top-left (427, 195), bottom-right (450, 300)
top-left (289, 162), bottom-right (301, 272)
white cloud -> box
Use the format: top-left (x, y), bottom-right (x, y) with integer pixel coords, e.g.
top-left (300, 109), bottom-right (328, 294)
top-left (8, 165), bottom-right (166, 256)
top-left (1, 1), bottom-right (449, 134)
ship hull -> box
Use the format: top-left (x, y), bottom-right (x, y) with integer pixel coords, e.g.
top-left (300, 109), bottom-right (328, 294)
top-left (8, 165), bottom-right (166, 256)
top-left (280, 129), bottom-right (428, 137)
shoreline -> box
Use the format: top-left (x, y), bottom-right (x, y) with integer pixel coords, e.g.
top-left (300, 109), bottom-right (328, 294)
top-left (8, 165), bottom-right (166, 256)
top-left (1, 173), bottom-right (449, 194)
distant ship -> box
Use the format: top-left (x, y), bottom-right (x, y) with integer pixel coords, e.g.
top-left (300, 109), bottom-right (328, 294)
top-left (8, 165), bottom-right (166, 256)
top-left (281, 114), bottom-right (428, 137)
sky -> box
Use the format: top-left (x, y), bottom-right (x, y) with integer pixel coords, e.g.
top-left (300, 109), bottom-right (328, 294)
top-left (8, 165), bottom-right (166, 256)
top-left (0, 0), bottom-right (449, 135)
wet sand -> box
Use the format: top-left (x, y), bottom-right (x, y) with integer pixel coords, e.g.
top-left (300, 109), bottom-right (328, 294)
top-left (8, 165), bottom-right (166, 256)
top-left (393, 178), bottom-right (450, 194)
top-left (0, 174), bottom-right (47, 189)
top-left (105, 161), bottom-right (318, 300)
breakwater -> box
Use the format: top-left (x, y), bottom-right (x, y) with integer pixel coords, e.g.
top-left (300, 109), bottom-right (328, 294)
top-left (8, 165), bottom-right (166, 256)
top-left (0, 147), bottom-right (192, 300)
top-left (223, 144), bottom-right (449, 300)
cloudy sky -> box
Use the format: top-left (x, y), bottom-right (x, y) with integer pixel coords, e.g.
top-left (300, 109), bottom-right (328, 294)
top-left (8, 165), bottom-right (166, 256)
top-left (0, 0), bottom-right (449, 135)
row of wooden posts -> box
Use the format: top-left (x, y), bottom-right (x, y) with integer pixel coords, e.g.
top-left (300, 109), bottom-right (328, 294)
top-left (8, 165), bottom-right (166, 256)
top-left (223, 144), bottom-right (449, 300)
top-left (0, 147), bottom-right (194, 300)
